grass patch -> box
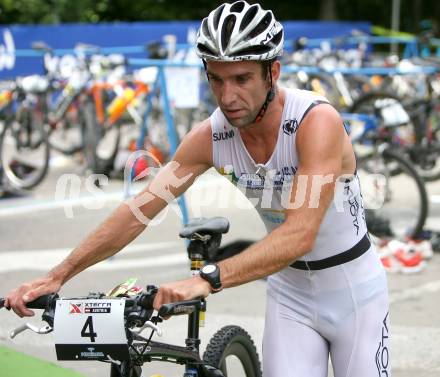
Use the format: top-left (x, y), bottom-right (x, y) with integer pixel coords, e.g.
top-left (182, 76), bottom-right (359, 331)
top-left (0, 346), bottom-right (84, 377)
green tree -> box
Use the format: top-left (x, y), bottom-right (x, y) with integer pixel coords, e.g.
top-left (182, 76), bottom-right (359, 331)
top-left (0, 0), bottom-right (439, 35)
top-left (319, 0), bottom-right (338, 20)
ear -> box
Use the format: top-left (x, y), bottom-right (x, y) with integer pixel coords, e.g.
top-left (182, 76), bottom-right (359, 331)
top-left (271, 60), bottom-right (281, 82)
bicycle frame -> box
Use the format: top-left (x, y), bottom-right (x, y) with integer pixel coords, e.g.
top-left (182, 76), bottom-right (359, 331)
top-left (126, 298), bottom-right (208, 376)
top-left (90, 80), bottom-right (149, 128)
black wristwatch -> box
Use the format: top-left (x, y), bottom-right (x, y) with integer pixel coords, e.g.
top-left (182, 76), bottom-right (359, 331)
top-left (200, 264), bottom-right (223, 293)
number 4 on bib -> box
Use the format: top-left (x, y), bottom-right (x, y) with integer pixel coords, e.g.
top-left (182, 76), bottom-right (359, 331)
top-left (81, 316), bottom-right (97, 342)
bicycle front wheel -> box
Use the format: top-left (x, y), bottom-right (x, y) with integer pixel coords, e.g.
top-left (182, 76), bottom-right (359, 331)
top-left (203, 325), bottom-right (262, 377)
top-left (110, 361), bottom-right (142, 377)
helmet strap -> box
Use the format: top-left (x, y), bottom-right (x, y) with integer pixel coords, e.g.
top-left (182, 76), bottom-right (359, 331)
top-left (253, 63), bottom-right (275, 123)
top-left (202, 59), bottom-right (209, 81)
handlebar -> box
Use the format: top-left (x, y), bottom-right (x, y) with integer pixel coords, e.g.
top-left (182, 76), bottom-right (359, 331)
top-left (0, 286), bottom-right (205, 334)
top-left (28, 294), bottom-right (56, 309)
top-left (0, 294), bottom-right (58, 310)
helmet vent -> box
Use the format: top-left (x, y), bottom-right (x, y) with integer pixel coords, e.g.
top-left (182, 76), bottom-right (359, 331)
top-left (213, 4), bottom-right (226, 29)
top-left (195, 1), bottom-right (284, 61)
top-left (271, 29), bottom-right (283, 47)
top-left (230, 1), bottom-right (246, 13)
top-left (240, 4), bottom-right (259, 32)
top-left (197, 43), bottom-right (216, 57)
top-left (202, 18), bottom-right (210, 37)
top-left (249, 12), bottom-right (272, 39)
top-left (221, 14), bottom-right (237, 52)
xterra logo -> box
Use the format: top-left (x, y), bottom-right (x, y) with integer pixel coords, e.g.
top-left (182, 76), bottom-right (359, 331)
top-left (282, 119), bottom-right (299, 135)
top-left (84, 302), bottom-right (112, 314)
top-left (69, 303), bottom-right (83, 314)
top-left (375, 312), bottom-right (390, 376)
top-left (213, 129), bottom-right (235, 141)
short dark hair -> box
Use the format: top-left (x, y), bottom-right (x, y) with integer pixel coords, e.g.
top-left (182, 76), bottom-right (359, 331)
top-left (261, 58), bottom-right (276, 80)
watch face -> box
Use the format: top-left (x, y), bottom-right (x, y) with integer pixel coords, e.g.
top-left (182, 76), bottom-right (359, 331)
top-left (202, 264), bottom-right (217, 274)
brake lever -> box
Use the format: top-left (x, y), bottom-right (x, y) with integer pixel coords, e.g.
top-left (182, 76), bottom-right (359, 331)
top-left (132, 320), bottom-right (162, 337)
top-left (10, 322), bottom-right (53, 339)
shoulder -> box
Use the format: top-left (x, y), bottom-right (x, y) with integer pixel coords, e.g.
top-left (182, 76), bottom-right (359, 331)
top-left (282, 86), bottom-right (328, 103)
top-left (298, 103), bottom-right (342, 137)
top-left (174, 118), bottom-right (214, 167)
top-left (184, 118), bottom-right (211, 140)
top-left (184, 118), bottom-right (213, 142)
top-left (281, 87), bottom-right (329, 122)
top-left (295, 104), bottom-right (345, 161)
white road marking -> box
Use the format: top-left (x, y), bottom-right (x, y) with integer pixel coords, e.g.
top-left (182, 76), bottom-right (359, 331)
top-left (389, 280), bottom-right (440, 304)
top-left (429, 195), bottom-right (440, 204)
top-left (0, 192), bottom-right (126, 216)
top-left (0, 241), bottom-right (184, 273)
top-left (0, 174), bottom-right (228, 217)
top-left (2, 240), bottom-right (440, 305)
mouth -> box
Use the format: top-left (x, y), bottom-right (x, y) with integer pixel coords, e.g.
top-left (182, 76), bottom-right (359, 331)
top-left (223, 109), bottom-right (243, 118)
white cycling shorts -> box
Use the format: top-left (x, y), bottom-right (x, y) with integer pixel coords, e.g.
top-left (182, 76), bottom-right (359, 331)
top-left (262, 245), bottom-right (391, 377)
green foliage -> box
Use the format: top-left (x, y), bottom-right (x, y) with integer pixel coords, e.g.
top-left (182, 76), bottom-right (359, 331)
top-left (0, 0), bottom-right (439, 36)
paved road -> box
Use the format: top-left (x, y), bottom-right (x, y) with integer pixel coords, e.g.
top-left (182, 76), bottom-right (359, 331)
top-left (1, 158), bottom-right (440, 376)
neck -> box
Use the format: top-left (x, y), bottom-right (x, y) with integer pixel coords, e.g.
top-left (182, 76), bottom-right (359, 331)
top-left (239, 87), bottom-right (285, 140)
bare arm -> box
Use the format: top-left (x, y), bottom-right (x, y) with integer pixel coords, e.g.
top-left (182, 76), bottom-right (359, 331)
top-left (218, 104), bottom-right (346, 287)
top-left (152, 105), bottom-right (351, 308)
top-left (6, 120), bottom-right (213, 316)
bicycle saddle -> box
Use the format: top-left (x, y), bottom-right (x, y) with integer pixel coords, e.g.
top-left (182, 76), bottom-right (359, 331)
top-left (179, 217), bottom-right (229, 239)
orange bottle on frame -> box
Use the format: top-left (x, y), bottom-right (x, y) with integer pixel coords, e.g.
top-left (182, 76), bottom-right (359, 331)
top-left (107, 87), bottom-right (136, 124)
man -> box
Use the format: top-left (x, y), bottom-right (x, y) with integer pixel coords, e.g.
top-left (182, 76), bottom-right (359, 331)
top-left (6, 2), bottom-right (390, 376)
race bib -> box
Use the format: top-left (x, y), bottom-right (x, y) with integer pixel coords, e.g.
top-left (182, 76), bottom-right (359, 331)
top-left (54, 299), bottom-right (129, 361)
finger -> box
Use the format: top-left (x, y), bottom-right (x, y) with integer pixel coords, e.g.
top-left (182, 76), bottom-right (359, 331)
top-left (17, 299), bottom-right (35, 317)
top-left (24, 281), bottom-right (57, 304)
top-left (14, 291), bottom-right (36, 317)
top-left (23, 282), bottom-right (46, 302)
top-left (4, 297), bottom-right (11, 311)
top-left (152, 292), bottom-right (163, 311)
top-left (152, 295), bottom-right (170, 320)
top-left (23, 289), bottom-right (41, 304)
top-left (153, 286), bottom-right (173, 311)
top-left (12, 297), bottom-right (35, 318)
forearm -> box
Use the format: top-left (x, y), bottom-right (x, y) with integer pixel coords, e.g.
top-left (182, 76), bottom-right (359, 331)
top-left (218, 220), bottom-right (314, 288)
top-left (47, 202), bottom-right (147, 284)
top-left (46, 154), bottom-right (208, 285)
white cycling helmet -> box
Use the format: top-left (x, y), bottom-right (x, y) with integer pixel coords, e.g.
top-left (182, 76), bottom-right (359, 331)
top-left (196, 1), bottom-right (284, 61)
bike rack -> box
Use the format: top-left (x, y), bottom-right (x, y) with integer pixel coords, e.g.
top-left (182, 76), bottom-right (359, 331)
top-left (126, 59), bottom-right (205, 226)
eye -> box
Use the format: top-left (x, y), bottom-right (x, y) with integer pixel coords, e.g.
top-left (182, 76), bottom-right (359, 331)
top-left (208, 74), bottom-right (222, 84)
top-left (235, 75), bottom-right (250, 84)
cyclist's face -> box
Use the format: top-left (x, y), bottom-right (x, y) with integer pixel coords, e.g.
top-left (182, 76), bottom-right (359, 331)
top-left (206, 60), bottom-right (272, 128)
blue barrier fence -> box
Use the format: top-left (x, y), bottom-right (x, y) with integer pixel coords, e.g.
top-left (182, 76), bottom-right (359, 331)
top-left (126, 58), bottom-right (438, 76)
top-left (0, 21), bottom-right (370, 79)
top-left (296, 35), bottom-right (440, 59)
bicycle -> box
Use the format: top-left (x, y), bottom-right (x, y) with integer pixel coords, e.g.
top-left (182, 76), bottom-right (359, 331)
top-left (348, 85), bottom-right (440, 182)
top-left (343, 112), bottom-right (429, 239)
top-left (0, 217), bottom-right (262, 377)
top-left (0, 42), bottom-right (101, 190)
top-left (0, 77), bottom-right (51, 190)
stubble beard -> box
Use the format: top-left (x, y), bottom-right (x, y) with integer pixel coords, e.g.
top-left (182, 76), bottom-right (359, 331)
top-left (223, 108), bottom-right (260, 129)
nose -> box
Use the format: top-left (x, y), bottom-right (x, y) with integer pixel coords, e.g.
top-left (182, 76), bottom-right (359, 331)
top-left (220, 81), bottom-right (237, 107)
